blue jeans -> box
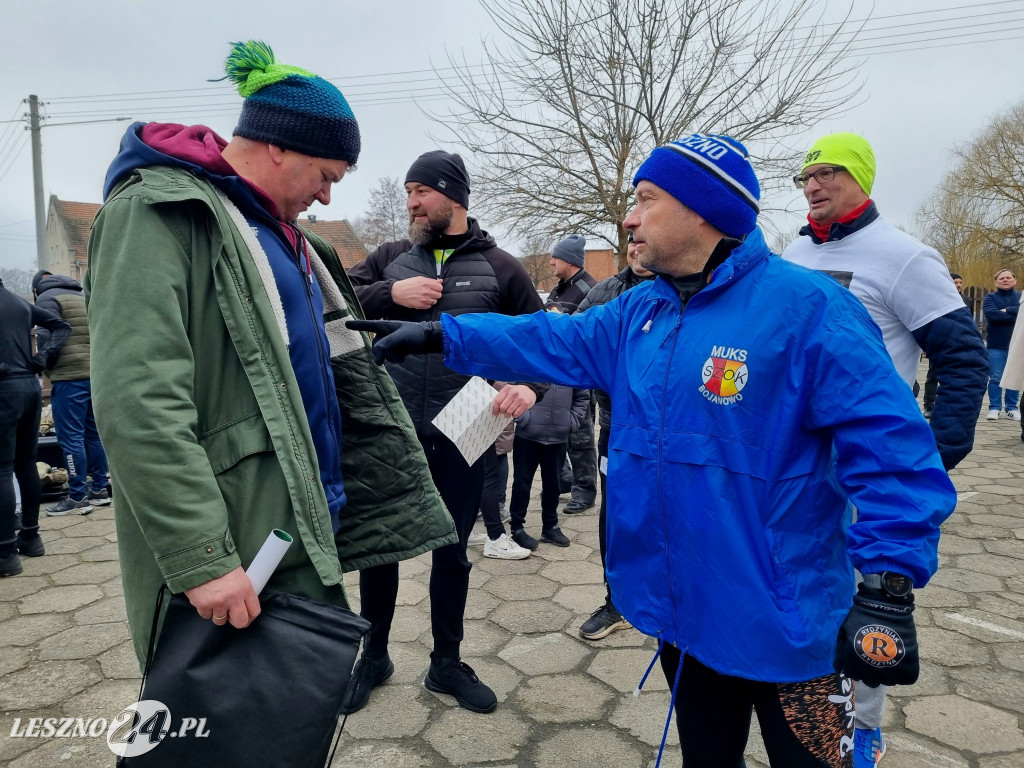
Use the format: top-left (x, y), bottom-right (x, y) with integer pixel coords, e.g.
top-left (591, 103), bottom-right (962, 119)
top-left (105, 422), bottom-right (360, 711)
top-left (987, 348), bottom-right (1019, 411)
top-left (50, 380), bottom-right (109, 499)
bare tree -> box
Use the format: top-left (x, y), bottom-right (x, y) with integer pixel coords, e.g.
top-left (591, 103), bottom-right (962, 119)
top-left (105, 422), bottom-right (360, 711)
top-left (0, 267), bottom-right (34, 298)
top-left (434, 0), bottom-right (864, 265)
top-left (518, 232), bottom-right (556, 289)
top-left (917, 101), bottom-right (1024, 287)
top-left (357, 176), bottom-right (407, 250)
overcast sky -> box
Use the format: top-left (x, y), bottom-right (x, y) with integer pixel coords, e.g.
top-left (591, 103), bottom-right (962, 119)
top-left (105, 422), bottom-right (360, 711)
top-left (1, 0), bottom-right (1023, 271)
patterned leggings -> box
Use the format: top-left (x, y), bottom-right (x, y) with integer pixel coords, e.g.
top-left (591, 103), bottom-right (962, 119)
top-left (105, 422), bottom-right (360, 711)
top-left (660, 645), bottom-right (854, 768)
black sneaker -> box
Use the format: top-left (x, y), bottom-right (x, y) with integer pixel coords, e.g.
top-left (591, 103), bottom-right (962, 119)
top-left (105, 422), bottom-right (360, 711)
top-left (339, 653), bottom-right (394, 715)
top-left (16, 533), bottom-right (45, 558)
top-left (424, 656), bottom-right (497, 713)
top-left (511, 528), bottom-right (538, 550)
top-left (579, 604), bottom-right (630, 640)
top-left (562, 500), bottom-right (594, 514)
top-left (88, 488), bottom-right (113, 506)
top-left (541, 526), bottom-right (570, 547)
top-left (46, 496), bottom-right (92, 517)
top-left (923, 408), bottom-right (933, 419)
top-left (0, 551), bottom-right (22, 577)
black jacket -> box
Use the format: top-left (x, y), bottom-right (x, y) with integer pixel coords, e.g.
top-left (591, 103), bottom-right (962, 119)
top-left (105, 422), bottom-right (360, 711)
top-left (575, 266), bottom-right (656, 430)
top-left (547, 268), bottom-right (596, 314)
top-left (514, 384), bottom-right (589, 445)
top-left (348, 218), bottom-right (545, 432)
top-left (982, 288), bottom-right (1021, 350)
top-left (0, 285), bottom-right (71, 380)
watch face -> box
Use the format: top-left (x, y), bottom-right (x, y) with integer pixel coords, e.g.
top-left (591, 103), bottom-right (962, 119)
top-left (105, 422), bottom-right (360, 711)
top-left (882, 572), bottom-right (913, 597)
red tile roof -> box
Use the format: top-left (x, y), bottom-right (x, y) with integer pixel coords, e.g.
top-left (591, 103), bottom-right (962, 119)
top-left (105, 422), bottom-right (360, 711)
top-left (301, 218), bottom-right (368, 269)
top-left (54, 199), bottom-right (101, 265)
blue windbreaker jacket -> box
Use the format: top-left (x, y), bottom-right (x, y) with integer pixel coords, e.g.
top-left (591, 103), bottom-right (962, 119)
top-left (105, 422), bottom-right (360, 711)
top-left (441, 228), bottom-right (956, 683)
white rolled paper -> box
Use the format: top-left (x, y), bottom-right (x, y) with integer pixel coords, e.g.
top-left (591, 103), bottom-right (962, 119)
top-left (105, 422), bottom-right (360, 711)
top-left (245, 529), bottom-right (294, 595)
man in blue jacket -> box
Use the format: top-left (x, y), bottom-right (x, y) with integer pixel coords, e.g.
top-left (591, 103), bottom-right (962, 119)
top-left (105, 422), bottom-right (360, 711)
top-left (349, 133), bottom-right (956, 768)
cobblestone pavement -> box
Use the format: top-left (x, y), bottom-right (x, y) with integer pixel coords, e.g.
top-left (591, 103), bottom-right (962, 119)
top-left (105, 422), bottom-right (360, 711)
top-left (1, 409), bottom-right (1023, 767)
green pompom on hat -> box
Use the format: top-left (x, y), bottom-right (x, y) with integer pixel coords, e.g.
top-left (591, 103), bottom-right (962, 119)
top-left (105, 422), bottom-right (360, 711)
top-left (226, 40), bottom-right (360, 164)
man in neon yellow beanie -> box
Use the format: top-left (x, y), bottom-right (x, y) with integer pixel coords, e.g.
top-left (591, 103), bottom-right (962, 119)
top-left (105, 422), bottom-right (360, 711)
top-left (783, 132), bottom-right (988, 768)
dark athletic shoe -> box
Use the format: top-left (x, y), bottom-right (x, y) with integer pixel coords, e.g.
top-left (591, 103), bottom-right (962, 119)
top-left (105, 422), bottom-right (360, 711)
top-left (579, 604), bottom-right (631, 640)
top-left (541, 526), bottom-right (570, 547)
top-left (46, 496), bottom-right (92, 517)
top-left (424, 656), bottom-right (497, 713)
top-left (16, 533), bottom-right (45, 558)
top-left (88, 488), bottom-right (113, 506)
top-left (338, 653), bottom-right (394, 715)
top-left (511, 528), bottom-right (538, 551)
top-left (562, 500), bottom-right (594, 514)
top-left (0, 552), bottom-right (22, 577)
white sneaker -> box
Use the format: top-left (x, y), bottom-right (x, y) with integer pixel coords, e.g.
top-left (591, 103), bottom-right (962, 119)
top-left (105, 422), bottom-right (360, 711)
top-left (1009, 410), bottom-right (1022, 421)
top-left (483, 532), bottom-right (531, 560)
top-left (987, 409), bottom-right (1000, 420)
top-left (467, 530), bottom-right (488, 547)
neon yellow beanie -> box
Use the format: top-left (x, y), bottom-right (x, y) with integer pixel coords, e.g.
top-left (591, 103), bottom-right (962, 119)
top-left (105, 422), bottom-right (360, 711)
top-left (802, 133), bottom-right (875, 195)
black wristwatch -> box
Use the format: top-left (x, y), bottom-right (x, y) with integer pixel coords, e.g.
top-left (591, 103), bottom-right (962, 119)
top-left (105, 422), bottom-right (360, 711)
top-left (863, 571), bottom-right (913, 598)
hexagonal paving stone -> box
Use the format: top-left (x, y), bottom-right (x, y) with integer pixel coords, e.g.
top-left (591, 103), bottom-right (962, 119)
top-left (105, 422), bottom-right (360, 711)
top-left (0, 646), bottom-right (32, 677)
top-left (389, 605), bottom-right (430, 643)
top-left (983, 538), bottom-right (1024, 560)
top-left (483, 573), bottom-right (558, 601)
top-left (905, 694), bottom-right (1024, 753)
top-left (955, 553), bottom-right (1024, 578)
top-left (558, 514), bottom-right (600, 533)
top-left (541, 559), bottom-right (605, 585)
top-left (467, 566), bottom-right (491, 589)
top-left (60, 678), bottom-right (142, 720)
top-left (928, 568), bottom-right (1004, 593)
top-left (17, 553), bottom-right (79, 576)
top-left (455, 619), bottom-right (512, 656)
top-left (534, 725), bottom-right (646, 768)
top-left (98, 641), bottom-right (143, 680)
top-left (499, 632), bottom-right (589, 675)
top-left (50, 560), bottom-right (123, 586)
top-left (80, 541), bottom-right (121, 561)
top-left (949, 666), bottom-right (1024, 715)
top-left (490, 599), bottom-right (571, 634)
top-left (38, 622), bottom-right (130, 660)
top-left (343, 683), bottom-right (431, 738)
top-left (19, 584), bottom-right (103, 614)
top-left (904, 660), bottom-right (951, 697)
top-left (512, 673), bottom-right (613, 723)
top-left (0, 660), bottom-right (101, 709)
top-left (475, 555), bottom-right (545, 575)
top-left (423, 707), bottom-right (530, 764)
top-left (62, 518), bottom-right (117, 538)
top-left (463, 588), bottom-right (500, 620)
top-left (74, 596), bottom-right (128, 625)
top-left (553, 584), bottom-right (607, 614)
top-left (0, 575), bottom-right (48, 602)
top-left (101, 576), bottom-right (124, 597)
top-left (977, 754), bottom-right (1024, 768)
top-left (938, 534), bottom-right (986, 555)
top-left (933, 609), bottom-right (1024, 643)
top-left (588, 648), bottom-right (668, 693)
top-left (38, 535), bottom-right (108, 555)
top-left (916, 585), bottom-right (971, 608)
top-left (0, 612), bottom-right (72, 647)
top-left (868, 733), bottom-right (969, 768)
top-left (534, 542), bottom-right (594, 562)
top-left (395, 579), bottom-right (429, 606)
top-left (610, 689), bottom-right (680, 747)
top-left (329, 741), bottom-right (433, 768)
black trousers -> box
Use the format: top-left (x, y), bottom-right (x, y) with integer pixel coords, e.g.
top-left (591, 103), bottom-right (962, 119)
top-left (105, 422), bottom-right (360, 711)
top-left (510, 436), bottom-right (566, 531)
top-left (480, 445), bottom-right (508, 539)
top-left (357, 432), bottom-right (484, 660)
top-left (597, 423), bottom-right (611, 605)
top-left (660, 645), bottom-right (854, 768)
top-left (0, 379), bottom-right (42, 550)
top-left (567, 399), bottom-right (597, 505)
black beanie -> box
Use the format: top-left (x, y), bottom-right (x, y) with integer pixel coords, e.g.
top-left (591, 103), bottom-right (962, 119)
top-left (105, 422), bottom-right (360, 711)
top-left (405, 151), bottom-right (470, 208)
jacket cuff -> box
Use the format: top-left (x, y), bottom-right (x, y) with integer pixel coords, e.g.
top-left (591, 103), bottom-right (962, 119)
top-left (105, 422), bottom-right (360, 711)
top-left (519, 381), bottom-right (550, 402)
top-left (857, 560), bottom-right (916, 585)
top-left (158, 530), bottom-right (241, 593)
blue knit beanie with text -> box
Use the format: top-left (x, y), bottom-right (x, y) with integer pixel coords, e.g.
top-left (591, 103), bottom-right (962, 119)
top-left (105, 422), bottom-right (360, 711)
top-left (633, 134), bottom-right (760, 239)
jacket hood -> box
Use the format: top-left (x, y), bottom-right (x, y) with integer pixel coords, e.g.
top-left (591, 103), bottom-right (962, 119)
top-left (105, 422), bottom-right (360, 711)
top-left (31, 269), bottom-right (53, 293)
top-left (36, 273), bottom-right (83, 295)
top-left (102, 122), bottom-right (263, 211)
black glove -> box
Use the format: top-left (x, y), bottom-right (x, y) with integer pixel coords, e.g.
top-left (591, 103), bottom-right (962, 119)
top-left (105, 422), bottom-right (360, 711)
top-left (345, 320), bottom-right (444, 365)
top-left (29, 352), bottom-right (48, 374)
top-left (834, 584), bottom-right (918, 687)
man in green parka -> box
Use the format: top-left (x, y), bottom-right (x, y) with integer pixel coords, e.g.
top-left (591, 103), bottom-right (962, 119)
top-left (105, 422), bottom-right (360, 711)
top-left (86, 40), bottom-right (454, 665)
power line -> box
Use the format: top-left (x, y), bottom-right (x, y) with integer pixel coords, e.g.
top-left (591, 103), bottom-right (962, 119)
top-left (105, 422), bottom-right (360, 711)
top-left (0, 134), bottom-right (29, 184)
top-left (798, 0), bottom-right (1024, 31)
top-left (0, 218), bottom-right (32, 229)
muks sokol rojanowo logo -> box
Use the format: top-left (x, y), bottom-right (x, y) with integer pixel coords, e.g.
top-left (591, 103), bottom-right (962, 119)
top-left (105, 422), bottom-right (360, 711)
top-left (699, 345), bottom-right (749, 405)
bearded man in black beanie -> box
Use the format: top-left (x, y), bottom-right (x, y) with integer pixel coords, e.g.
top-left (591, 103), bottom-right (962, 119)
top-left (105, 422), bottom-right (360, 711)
top-left (345, 150), bottom-right (546, 714)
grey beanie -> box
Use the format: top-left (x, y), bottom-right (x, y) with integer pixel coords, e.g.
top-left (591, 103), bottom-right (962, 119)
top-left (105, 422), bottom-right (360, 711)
top-left (551, 235), bottom-right (586, 268)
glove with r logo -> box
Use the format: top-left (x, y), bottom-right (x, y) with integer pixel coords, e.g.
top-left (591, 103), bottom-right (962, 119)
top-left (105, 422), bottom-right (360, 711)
top-left (833, 584), bottom-right (919, 688)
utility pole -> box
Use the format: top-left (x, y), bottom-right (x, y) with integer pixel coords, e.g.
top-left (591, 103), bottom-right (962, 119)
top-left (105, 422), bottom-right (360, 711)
top-left (28, 94), bottom-right (45, 267)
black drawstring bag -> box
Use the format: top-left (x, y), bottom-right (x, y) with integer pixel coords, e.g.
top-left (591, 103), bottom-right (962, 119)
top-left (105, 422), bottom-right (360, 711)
top-left (116, 588), bottom-right (369, 768)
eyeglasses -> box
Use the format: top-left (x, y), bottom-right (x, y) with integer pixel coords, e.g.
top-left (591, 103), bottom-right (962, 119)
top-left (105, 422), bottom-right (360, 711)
top-left (792, 166), bottom-right (845, 189)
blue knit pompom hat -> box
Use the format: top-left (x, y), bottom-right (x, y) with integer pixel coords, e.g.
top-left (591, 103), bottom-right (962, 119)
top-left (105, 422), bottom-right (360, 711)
top-left (633, 134), bottom-right (760, 239)
top-left (225, 41), bottom-right (360, 164)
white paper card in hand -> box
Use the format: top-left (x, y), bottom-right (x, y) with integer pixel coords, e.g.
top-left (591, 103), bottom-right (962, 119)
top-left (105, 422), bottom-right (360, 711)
top-left (432, 376), bottom-right (512, 465)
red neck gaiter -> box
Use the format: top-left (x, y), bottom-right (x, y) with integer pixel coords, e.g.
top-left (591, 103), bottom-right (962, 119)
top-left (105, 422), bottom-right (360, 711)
top-left (808, 199), bottom-right (872, 241)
